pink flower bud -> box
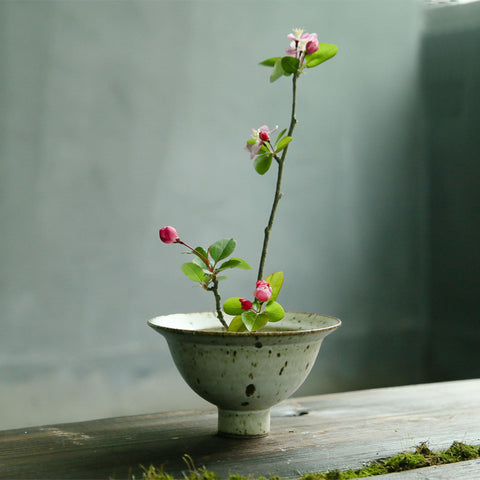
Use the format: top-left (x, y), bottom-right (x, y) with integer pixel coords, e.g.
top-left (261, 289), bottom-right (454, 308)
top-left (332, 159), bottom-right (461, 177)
top-left (239, 298), bottom-right (253, 311)
top-left (253, 280), bottom-right (272, 302)
top-left (305, 34), bottom-right (319, 55)
top-left (159, 226), bottom-right (179, 244)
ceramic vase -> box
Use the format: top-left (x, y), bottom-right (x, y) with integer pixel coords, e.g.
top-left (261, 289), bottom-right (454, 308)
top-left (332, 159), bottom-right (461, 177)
top-left (148, 311), bottom-right (341, 438)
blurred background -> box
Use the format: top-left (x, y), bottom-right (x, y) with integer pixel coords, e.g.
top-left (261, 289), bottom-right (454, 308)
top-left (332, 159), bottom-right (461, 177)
top-left (1, 0), bottom-right (479, 430)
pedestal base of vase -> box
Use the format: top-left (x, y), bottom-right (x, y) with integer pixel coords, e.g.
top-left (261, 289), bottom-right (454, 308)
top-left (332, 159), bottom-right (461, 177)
top-left (218, 408), bottom-right (270, 438)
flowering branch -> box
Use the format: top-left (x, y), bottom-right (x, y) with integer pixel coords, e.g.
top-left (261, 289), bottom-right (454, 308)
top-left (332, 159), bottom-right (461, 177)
top-left (158, 30), bottom-right (337, 332)
top-left (159, 226), bottom-right (251, 329)
top-left (253, 30), bottom-right (337, 281)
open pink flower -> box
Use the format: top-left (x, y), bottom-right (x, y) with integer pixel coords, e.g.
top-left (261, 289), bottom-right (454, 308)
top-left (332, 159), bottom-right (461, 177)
top-left (159, 226), bottom-right (179, 244)
top-left (286, 29), bottom-right (319, 58)
top-left (245, 125), bottom-right (278, 159)
top-left (239, 298), bottom-right (253, 311)
top-left (253, 280), bottom-right (272, 302)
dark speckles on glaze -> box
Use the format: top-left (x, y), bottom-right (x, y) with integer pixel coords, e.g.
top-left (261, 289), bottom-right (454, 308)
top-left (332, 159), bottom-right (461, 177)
top-left (245, 384), bottom-right (256, 397)
top-left (255, 342), bottom-right (263, 348)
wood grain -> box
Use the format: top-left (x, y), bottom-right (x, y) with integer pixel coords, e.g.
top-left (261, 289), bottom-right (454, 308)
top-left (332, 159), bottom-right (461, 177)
top-left (1, 379), bottom-right (479, 479)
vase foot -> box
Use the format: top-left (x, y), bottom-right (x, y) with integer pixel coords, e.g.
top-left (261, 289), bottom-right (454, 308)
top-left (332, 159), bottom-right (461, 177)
top-left (217, 408), bottom-right (270, 438)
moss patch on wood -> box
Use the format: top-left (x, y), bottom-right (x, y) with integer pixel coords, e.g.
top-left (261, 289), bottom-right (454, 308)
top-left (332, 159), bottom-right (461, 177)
top-left (125, 442), bottom-right (480, 480)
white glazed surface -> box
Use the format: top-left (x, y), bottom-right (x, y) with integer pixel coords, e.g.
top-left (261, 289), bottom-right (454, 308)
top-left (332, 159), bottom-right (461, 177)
top-left (149, 311), bottom-right (339, 334)
top-left (148, 312), bottom-right (341, 436)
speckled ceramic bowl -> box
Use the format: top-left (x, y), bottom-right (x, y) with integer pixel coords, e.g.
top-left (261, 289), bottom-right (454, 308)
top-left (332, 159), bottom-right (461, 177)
top-left (148, 311), bottom-right (341, 437)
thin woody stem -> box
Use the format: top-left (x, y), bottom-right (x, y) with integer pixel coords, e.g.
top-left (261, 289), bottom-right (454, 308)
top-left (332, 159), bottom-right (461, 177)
top-left (257, 73), bottom-right (298, 281)
top-left (177, 239), bottom-right (227, 329)
top-left (211, 279), bottom-right (228, 329)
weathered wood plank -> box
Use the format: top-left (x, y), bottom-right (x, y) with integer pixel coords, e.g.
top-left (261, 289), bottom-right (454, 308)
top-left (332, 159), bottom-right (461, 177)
top-left (0, 379), bottom-right (479, 479)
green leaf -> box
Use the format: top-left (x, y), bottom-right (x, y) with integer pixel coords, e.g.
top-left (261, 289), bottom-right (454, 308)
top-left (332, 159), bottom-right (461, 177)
top-left (259, 57), bottom-right (281, 67)
top-left (181, 262), bottom-right (206, 283)
top-left (188, 246), bottom-right (209, 269)
top-left (228, 315), bottom-right (248, 332)
top-left (275, 128), bottom-right (287, 146)
top-left (218, 257), bottom-right (252, 272)
top-left (270, 58), bottom-right (285, 83)
top-left (305, 43), bottom-right (338, 68)
top-left (189, 254), bottom-right (203, 267)
top-left (264, 301), bottom-right (285, 322)
top-left (190, 256), bottom-right (209, 271)
top-left (242, 312), bottom-right (269, 332)
top-left (258, 142), bottom-right (270, 154)
top-left (217, 258), bottom-right (240, 270)
top-left (209, 238), bottom-right (236, 262)
top-left (223, 297), bottom-right (245, 316)
top-left (254, 153), bottom-right (273, 175)
top-left (281, 56), bottom-right (300, 74)
top-left (233, 257), bottom-right (252, 269)
top-left (275, 136), bottom-right (292, 154)
top-left (264, 271), bottom-right (284, 302)
top-left (194, 246), bottom-right (208, 262)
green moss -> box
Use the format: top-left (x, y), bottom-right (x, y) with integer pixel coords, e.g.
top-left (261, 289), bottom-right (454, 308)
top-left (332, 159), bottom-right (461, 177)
top-left (440, 441), bottom-right (480, 463)
top-left (127, 442), bottom-right (479, 480)
top-left (383, 451), bottom-right (427, 471)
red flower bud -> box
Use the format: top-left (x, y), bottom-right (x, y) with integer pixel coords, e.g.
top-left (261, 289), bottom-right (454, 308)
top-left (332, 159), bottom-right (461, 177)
top-left (159, 226), bottom-right (179, 244)
top-left (239, 298), bottom-right (253, 311)
top-left (259, 131), bottom-right (270, 142)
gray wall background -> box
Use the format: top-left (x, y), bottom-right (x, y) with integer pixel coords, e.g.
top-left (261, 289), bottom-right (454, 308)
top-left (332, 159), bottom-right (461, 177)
top-left (1, 0), bottom-right (478, 430)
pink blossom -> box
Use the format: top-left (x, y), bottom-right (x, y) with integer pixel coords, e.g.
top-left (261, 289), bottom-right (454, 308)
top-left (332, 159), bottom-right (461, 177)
top-left (159, 226), bottom-right (179, 244)
top-left (285, 45), bottom-right (300, 58)
top-left (286, 29), bottom-right (319, 58)
top-left (239, 298), bottom-right (253, 311)
top-left (253, 280), bottom-right (272, 302)
top-left (245, 125), bottom-right (278, 159)
top-left (305, 33), bottom-right (319, 55)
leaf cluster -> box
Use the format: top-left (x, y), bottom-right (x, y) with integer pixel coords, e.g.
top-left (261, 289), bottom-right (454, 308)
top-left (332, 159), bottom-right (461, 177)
top-left (260, 43), bottom-right (338, 83)
top-left (181, 239), bottom-right (251, 290)
top-left (223, 272), bottom-right (285, 332)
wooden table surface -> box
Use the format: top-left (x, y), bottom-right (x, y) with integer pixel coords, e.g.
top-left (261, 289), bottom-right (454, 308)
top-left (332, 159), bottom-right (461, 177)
top-left (1, 379), bottom-right (480, 479)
